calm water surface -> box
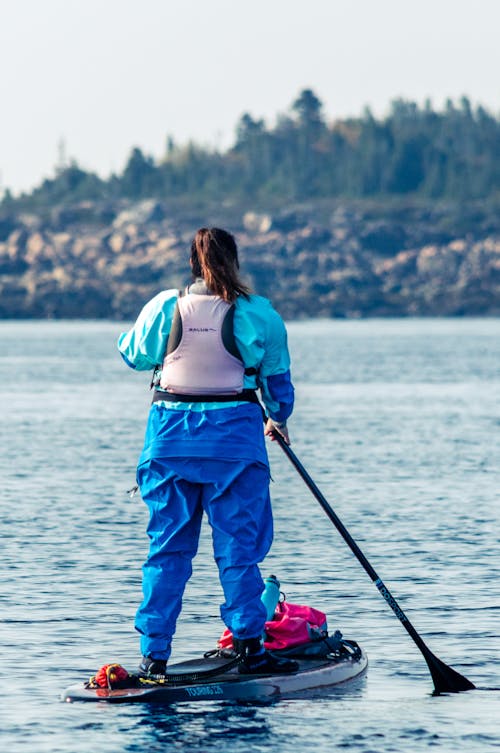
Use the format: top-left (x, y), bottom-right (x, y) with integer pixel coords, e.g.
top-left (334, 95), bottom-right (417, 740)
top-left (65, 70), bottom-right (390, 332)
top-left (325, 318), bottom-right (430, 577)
top-left (1, 318), bottom-right (499, 752)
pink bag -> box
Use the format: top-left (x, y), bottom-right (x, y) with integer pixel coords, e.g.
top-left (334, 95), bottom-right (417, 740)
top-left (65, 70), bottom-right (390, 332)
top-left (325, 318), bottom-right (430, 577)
top-left (218, 600), bottom-right (328, 651)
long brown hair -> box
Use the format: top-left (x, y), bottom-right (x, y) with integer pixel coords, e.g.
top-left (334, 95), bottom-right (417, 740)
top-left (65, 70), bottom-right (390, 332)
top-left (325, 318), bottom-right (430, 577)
top-left (190, 227), bottom-right (251, 303)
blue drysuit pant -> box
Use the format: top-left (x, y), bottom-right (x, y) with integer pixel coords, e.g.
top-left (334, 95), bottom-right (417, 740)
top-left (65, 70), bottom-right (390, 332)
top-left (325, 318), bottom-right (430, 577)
top-left (135, 457), bottom-right (273, 660)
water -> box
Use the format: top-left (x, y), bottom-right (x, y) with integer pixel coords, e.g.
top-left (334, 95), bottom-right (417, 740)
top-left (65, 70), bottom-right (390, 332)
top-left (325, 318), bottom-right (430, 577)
top-left (1, 318), bottom-right (499, 752)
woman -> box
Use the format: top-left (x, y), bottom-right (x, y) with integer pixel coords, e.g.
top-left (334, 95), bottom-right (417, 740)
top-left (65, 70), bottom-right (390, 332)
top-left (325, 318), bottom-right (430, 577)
top-left (118, 227), bottom-right (297, 677)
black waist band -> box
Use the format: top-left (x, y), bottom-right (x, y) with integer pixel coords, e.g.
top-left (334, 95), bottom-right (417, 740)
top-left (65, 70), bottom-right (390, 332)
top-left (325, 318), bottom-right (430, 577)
top-left (152, 389), bottom-right (259, 405)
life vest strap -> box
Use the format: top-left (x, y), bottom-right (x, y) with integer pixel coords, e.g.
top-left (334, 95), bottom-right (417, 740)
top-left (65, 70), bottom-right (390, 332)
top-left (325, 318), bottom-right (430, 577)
top-left (152, 389), bottom-right (259, 405)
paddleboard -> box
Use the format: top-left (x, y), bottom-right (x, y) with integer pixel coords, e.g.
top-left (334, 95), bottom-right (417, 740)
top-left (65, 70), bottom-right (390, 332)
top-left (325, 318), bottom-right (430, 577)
top-left (62, 647), bottom-right (368, 704)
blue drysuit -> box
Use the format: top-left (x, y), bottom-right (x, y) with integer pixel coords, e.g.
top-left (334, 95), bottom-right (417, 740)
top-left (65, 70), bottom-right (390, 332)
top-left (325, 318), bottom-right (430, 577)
top-left (118, 288), bottom-right (294, 660)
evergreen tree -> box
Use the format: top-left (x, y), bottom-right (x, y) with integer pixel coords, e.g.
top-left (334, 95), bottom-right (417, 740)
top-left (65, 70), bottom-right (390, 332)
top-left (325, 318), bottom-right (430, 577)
top-left (291, 88), bottom-right (327, 196)
top-left (3, 89), bottom-right (500, 210)
top-left (121, 147), bottom-right (160, 198)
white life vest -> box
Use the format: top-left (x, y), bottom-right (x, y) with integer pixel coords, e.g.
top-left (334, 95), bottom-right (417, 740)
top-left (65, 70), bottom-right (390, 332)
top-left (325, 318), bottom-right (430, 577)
top-left (159, 294), bottom-right (245, 395)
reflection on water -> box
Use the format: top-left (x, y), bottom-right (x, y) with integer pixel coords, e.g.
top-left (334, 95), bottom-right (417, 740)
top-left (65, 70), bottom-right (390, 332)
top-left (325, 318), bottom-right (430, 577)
top-left (0, 319), bottom-right (499, 753)
top-left (130, 704), bottom-right (273, 750)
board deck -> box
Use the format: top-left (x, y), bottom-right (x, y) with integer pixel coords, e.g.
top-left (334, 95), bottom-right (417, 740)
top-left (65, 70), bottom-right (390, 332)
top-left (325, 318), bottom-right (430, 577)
top-left (62, 650), bottom-right (368, 704)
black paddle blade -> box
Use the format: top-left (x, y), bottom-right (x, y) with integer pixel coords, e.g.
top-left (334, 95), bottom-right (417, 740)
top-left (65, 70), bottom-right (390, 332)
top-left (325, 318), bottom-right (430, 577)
top-left (424, 649), bottom-right (476, 694)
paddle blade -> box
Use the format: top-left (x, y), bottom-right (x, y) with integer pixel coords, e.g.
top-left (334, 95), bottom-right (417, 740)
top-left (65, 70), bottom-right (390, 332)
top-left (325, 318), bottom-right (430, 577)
top-left (424, 649), bottom-right (475, 694)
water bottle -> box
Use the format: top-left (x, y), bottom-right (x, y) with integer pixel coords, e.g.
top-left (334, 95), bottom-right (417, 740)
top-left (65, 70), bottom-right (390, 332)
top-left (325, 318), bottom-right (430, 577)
top-left (261, 574), bottom-right (280, 621)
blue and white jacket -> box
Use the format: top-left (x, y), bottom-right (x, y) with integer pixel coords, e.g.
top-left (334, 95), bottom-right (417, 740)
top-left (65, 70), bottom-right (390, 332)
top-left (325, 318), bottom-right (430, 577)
top-left (118, 289), bottom-right (294, 467)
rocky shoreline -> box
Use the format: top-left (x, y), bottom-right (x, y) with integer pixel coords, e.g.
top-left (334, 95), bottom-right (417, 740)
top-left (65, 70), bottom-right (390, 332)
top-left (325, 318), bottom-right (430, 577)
top-left (0, 199), bottom-right (499, 319)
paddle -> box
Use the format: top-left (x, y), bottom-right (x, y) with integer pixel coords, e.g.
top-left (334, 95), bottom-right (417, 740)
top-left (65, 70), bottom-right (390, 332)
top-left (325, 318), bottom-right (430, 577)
top-left (271, 430), bottom-right (475, 694)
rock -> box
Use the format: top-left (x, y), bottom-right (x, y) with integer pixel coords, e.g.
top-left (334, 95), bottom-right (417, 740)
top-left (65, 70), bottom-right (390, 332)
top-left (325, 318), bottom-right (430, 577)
top-left (107, 233), bottom-right (126, 254)
top-left (112, 200), bottom-right (166, 229)
top-left (50, 201), bottom-right (102, 227)
top-left (7, 228), bottom-right (29, 253)
top-left (243, 212), bottom-right (272, 234)
top-left (25, 232), bottom-right (48, 259)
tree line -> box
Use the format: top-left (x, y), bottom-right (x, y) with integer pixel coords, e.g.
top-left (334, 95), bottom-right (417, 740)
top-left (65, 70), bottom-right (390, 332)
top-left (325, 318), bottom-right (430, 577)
top-left (3, 89), bottom-right (500, 211)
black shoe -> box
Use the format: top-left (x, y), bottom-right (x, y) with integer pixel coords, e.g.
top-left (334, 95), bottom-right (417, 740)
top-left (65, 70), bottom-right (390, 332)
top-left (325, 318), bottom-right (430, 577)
top-left (233, 637), bottom-right (299, 675)
top-left (138, 656), bottom-right (168, 679)
top-left (238, 650), bottom-right (299, 675)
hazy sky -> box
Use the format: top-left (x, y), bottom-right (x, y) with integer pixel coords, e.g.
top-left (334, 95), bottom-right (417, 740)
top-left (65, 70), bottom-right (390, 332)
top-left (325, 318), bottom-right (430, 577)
top-left (1, 0), bottom-right (498, 195)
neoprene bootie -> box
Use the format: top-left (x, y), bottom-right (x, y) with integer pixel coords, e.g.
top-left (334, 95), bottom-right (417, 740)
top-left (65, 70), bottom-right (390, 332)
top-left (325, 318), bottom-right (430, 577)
top-left (138, 656), bottom-right (168, 679)
top-left (233, 637), bottom-right (299, 675)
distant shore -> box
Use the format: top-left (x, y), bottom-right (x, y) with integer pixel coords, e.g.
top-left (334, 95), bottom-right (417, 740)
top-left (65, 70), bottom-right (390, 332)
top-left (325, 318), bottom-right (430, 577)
top-left (0, 198), bottom-right (499, 319)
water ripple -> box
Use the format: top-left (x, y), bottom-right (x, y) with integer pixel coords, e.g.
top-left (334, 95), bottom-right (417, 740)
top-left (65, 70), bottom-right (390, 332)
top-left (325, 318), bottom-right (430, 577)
top-left (1, 319), bottom-right (499, 753)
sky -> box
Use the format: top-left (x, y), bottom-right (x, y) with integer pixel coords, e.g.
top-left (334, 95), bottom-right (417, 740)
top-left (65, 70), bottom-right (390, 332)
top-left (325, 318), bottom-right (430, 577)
top-left (0, 0), bottom-right (499, 195)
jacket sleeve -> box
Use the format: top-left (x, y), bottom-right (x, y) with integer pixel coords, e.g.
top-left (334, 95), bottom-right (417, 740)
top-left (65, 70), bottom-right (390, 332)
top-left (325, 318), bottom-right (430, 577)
top-left (258, 307), bottom-right (294, 423)
top-left (117, 290), bottom-right (178, 371)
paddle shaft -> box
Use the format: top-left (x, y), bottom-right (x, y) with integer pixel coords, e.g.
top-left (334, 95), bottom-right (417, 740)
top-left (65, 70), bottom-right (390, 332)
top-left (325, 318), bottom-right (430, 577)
top-left (272, 431), bottom-right (475, 693)
top-left (275, 436), bottom-right (419, 634)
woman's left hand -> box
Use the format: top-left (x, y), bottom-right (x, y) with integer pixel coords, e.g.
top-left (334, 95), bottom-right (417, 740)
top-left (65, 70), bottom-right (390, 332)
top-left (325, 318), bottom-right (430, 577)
top-left (264, 418), bottom-right (290, 445)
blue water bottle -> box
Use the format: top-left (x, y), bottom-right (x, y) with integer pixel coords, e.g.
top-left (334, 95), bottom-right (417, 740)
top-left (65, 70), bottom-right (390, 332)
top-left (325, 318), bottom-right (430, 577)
top-left (261, 574), bottom-right (281, 621)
